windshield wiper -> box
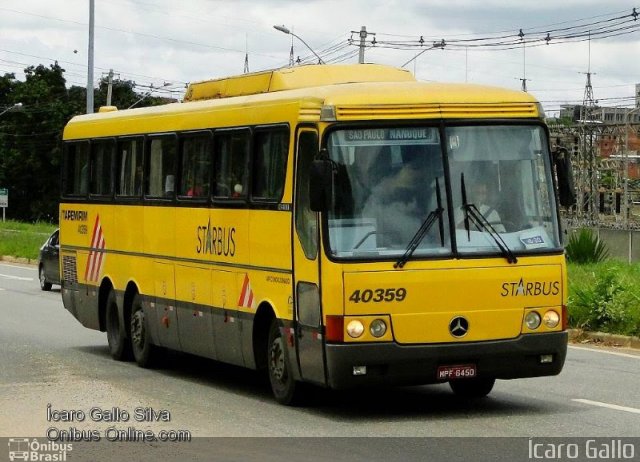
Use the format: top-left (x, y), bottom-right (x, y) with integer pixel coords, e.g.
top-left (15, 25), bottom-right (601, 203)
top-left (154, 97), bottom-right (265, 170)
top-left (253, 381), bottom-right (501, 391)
top-left (395, 178), bottom-right (445, 269)
top-left (460, 173), bottom-right (517, 264)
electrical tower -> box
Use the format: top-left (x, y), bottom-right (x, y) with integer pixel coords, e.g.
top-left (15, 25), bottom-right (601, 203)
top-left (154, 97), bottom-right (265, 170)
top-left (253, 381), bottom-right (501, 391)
top-left (577, 70), bottom-right (598, 223)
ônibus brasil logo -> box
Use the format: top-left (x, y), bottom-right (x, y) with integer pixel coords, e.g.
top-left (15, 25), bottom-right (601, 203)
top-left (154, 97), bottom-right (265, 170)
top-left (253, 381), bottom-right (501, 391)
top-left (8, 438), bottom-right (72, 462)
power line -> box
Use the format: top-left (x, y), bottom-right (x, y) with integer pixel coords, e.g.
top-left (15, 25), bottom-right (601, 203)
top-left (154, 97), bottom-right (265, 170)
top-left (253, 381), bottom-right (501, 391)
top-left (354, 8), bottom-right (640, 53)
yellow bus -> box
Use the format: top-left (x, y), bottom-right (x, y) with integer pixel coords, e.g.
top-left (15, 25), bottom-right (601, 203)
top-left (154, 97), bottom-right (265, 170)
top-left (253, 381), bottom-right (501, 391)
top-left (60, 64), bottom-right (569, 404)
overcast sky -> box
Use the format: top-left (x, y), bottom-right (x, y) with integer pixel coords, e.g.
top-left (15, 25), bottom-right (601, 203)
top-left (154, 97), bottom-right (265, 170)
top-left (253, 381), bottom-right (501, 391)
top-left (1, 0), bottom-right (640, 115)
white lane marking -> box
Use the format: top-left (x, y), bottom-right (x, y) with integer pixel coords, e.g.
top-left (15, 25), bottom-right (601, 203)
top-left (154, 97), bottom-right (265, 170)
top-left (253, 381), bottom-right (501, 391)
top-left (572, 399), bottom-right (640, 415)
top-left (0, 288), bottom-right (4, 291)
top-left (569, 345), bottom-right (640, 359)
top-left (0, 273), bottom-right (33, 281)
top-left (0, 263), bottom-right (34, 271)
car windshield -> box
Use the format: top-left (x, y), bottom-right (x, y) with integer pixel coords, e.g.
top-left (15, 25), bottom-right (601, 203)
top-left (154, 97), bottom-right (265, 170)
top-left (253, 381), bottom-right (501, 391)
top-left (325, 124), bottom-right (561, 260)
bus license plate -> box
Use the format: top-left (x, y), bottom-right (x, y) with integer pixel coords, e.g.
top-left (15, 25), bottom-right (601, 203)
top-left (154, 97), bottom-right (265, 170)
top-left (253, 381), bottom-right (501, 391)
top-left (437, 364), bottom-right (477, 380)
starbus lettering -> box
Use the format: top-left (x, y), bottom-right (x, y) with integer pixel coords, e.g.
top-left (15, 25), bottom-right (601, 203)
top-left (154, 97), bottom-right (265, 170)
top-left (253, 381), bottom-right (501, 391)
top-left (196, 219), bottom-right (236, 257)
top-left (501, 278), bottom-right (560, 297)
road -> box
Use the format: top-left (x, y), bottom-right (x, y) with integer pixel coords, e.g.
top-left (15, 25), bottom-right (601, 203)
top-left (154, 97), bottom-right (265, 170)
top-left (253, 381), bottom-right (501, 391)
top-left (1, 261), bottom-right (639, 461)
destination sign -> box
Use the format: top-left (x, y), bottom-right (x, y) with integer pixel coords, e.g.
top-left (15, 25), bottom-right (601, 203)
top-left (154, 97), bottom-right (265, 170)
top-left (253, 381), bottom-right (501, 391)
top-left (343, 128), bottom-right (438, 143)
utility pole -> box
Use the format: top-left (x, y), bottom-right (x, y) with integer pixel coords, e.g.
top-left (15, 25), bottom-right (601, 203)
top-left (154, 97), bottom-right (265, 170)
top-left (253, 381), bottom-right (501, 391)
top-left (244, 34), bottom-right (250, 74)
top-left (352, 26), bottom-right (375, 64)
top-left (87, 0), bottom-right (95, 114)
top-left (289, 35), bottom-right (295, 67)
top-left (102, 69), bottom-right (120, 106)
top-left (519, 29), bottom-right (527, 92)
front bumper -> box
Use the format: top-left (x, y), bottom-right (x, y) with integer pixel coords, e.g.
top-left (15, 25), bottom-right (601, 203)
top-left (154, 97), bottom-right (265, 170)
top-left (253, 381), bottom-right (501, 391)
top-left (325, 331), bottom-right (568, 389)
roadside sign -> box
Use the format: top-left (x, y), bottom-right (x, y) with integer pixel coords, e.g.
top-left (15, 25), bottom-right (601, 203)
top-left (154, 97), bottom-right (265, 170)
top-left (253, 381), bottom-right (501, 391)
top-left (0, 187), bottom-right (7, 221)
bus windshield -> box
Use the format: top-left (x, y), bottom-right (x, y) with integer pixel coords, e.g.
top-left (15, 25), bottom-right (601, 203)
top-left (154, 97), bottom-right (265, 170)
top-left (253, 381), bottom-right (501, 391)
top-left (325, 124), bottom-right (561, 260)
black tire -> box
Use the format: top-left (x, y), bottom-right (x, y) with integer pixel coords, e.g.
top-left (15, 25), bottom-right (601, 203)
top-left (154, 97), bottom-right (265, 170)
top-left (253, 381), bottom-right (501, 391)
top-left (39, 265), bottom-right (52, 291)
top-left (105, 290), bottom-right (131, 361)
top-left (449, 377), bottom-right (496, 399)
top-left (130, 293), bottom-right (159, 368)
top-left (267, 319), bottom-right (302, 405)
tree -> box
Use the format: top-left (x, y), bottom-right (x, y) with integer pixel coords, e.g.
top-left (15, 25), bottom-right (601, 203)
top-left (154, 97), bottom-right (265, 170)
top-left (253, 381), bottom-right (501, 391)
top-left (0, 63), bottom-right (173, 222)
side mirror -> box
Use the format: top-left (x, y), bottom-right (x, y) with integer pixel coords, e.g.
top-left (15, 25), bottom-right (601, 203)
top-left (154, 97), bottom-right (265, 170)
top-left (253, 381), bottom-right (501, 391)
top-left (552, 147), bottom-right (576, 207)
top-left (309, 159), bottom-right (333, 212)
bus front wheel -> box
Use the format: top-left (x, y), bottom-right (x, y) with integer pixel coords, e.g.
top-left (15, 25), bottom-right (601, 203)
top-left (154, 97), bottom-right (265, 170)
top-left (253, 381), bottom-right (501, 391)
top-left (449, 377), bottom-right (495, 398)
top-left (267, 319), bottom-right (302, 405)
top-left (105, 290), bottom-right (131, 361)
top-left (130, 294), bottom-right (159, 368)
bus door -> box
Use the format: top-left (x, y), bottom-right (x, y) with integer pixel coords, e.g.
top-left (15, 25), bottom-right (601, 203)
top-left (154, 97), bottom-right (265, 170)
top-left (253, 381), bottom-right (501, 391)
top-left (292, 129), bottom-right (326, 385)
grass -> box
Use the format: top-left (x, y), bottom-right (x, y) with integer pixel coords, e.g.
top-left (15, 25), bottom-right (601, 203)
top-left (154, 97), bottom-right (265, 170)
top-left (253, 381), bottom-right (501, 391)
top-left (568, 261), bottom-right (640, 337)
top-left (0, 220), bottom-right (57, 260)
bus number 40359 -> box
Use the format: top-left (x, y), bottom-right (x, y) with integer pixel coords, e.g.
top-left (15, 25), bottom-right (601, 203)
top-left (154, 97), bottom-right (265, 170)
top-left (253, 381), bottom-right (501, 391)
top-left (349, 288), bottom-right (407, 303)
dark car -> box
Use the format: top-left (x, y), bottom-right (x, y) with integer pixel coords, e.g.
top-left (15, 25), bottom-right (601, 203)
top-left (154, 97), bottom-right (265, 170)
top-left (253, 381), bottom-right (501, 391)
top-left (38, 229), bottom-right (60, 291)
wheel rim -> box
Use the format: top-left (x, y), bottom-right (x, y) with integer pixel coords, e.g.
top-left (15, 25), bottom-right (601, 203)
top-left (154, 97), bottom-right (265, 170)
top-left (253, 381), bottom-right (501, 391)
top-left (131, 309), bottom-right (145, 349)
top-left (269, 336), bottom-right (286, 382)
top-left (39, 267), bottom-right (45, 286)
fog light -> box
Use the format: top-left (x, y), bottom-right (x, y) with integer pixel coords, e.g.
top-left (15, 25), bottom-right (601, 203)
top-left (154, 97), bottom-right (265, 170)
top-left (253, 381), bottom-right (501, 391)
top-left (346, 320), bottom-right (365, 338)
top-left (525, 311), bottom-right (541, 330)
top-left (543, 310), bottom-right (560, 328)
top-left (369, 319), bottom-right (387, 338)
top-left (353, 366), bottom-right (367, 376)
top-left (540, 354), bottom-right (554, 364)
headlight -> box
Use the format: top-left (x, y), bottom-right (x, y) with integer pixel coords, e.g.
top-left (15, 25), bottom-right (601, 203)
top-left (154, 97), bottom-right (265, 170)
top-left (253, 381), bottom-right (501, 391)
top-left (346, 320), bottom-right (365, 338)
top-left (369, 319), bottom-right (387, 338)
top-left (543, 310), bottom-right (560, 328)
top-left (525, 311), bottom-right (541, 330)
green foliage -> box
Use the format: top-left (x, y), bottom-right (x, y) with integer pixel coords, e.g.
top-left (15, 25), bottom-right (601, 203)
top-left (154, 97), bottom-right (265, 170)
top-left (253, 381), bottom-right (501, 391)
top-left (568, 262), bottom-right (640, 336)
top-left (565, 228), bottom-right (610, 264)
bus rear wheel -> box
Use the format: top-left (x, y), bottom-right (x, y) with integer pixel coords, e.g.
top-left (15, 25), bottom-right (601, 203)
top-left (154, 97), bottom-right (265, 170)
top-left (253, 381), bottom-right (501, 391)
top-left (105, 290), bottom-right (131, 361)
top-left (130, 294), bottom-right (158, 368)
top-left (449, 377), bottom-right (495, 399)
top-left (267, 319), bottom-right (302, 405)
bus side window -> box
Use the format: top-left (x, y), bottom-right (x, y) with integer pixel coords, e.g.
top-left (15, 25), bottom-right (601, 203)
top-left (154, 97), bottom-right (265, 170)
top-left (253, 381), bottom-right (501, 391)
top-left (62, 142), bottom-right (89, 197)
top-left (179, 134), bottom-right (211, 198)
top-left (252, 128), bottom-right (289, 201)
top-left (214, 130), bottom-right (250, 199)
top-left (146, 136), bottom-right (177, 198)
top-left (89, 140), bottom-right (115, 197)
top-left (116, 138), bottom-right (143, 197)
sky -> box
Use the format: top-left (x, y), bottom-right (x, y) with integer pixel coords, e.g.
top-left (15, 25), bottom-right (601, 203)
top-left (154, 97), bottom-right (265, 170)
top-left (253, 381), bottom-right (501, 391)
top-left (1, 0), bottom-right (640, 116)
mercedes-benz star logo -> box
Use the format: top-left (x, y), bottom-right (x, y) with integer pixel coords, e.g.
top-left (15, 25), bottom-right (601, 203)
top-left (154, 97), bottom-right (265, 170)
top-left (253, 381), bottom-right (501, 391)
top-left (449, 316), bottom-right (469, 338)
